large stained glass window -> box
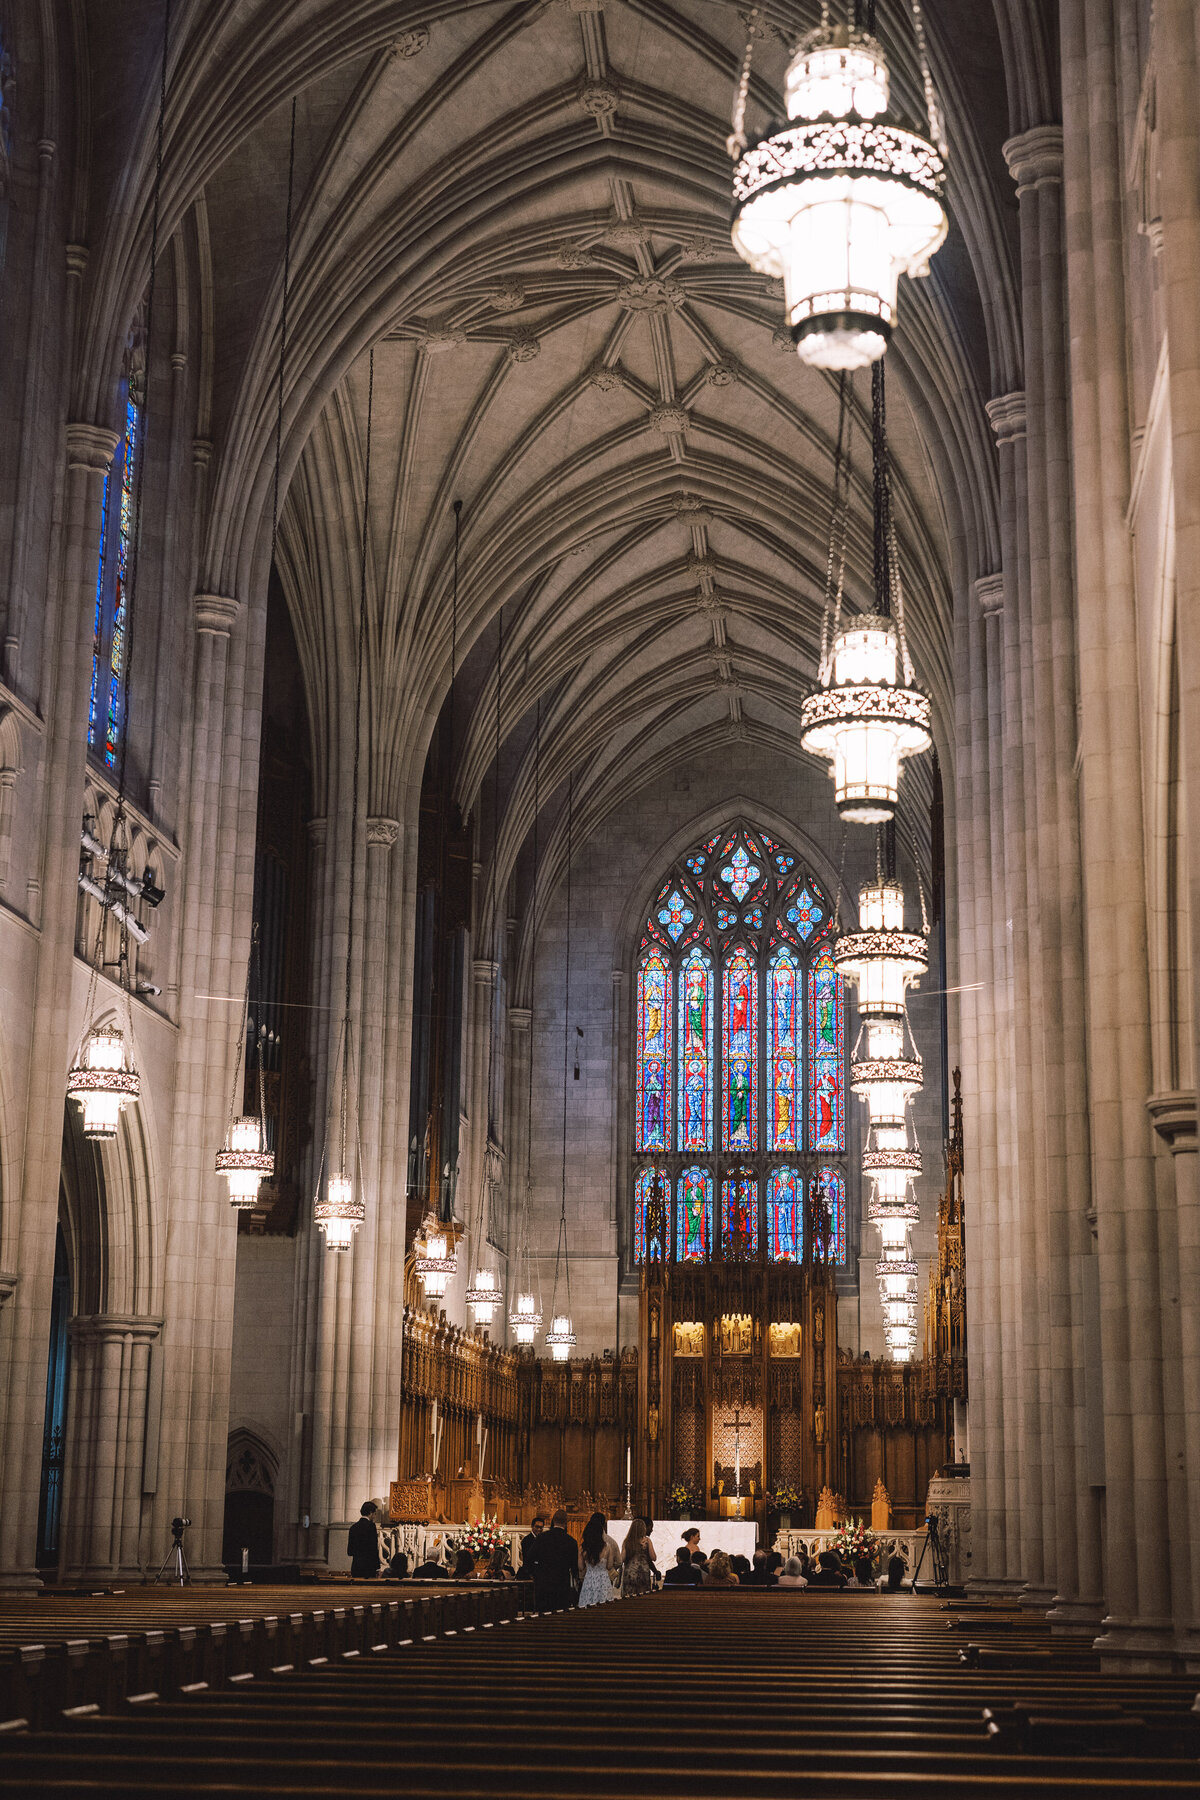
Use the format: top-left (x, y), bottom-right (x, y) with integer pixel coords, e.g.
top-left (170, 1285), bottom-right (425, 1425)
top-left (634, 1167), bottom-right (669, 1262)
top-left (89, 391), bottom-right (141, 767)
top-left (635, 953), bottom-right (671, 1151)
top-left (767, 1167), bottom-right (803, 1261)
top-left (677, 947), bottom-right (713, 1153)
top-left (723, 947), bottom-right (757, 1152)
top-left (677, 1166), bottom-right (712, 1262)
top-left (808, 946), bottom-right (844, 1152)
top-left (631, 823), bottom-right (848, 1269)
top-left (810, 1166), bottom-right (847, 1266)
top-left (721, 1169), bottom-right (758, 1259)
top-left (766, 948), bottom-right (800, 1151)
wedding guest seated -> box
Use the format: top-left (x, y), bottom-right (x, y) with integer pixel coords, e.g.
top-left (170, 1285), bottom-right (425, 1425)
top-left (767, 1550), bottom-right (784, 1578)
top-left (807, 1551), bottom-right (848, 1589)
top-left (701, 1549), bottom-right (740, 1587)
top-left (452, 1549), bottom-right (477, 1579)
top-left (742, 1549), bottom-right (777, 1587)
top-left (412, 1555), bottom-right (446, 1578)
top-left (690, 1549), bottom-right (708, 1570)
top-left (386, 1549), bottom-right (409, 1579)
top-left (488, 1545), bottom-right (516, 1580)
top-left (663, 1546), bottom-right (703, 1588)
top-left (849, 1555), bottom-right (876, 1589)
top-left (730, 1554), bottom-right (753, 1582)
top-left (776, 1555), bottom-right (808, 1589)
top-left (884, 1551), bottom-right (908, 1592)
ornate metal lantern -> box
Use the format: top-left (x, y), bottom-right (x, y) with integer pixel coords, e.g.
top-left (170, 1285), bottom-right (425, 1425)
top-left (801, 618), bottom-right (932, 823)
top-left (415, 1215), bottom-right (457, 1299)
top-left (510, 1290), bottom-right (542, 1345)
top-left (851, 1016), bottom-right (922, 1126)
top-left (546, 1313), bottom-right (577, 1362)
top-left (466, 1265), bottom-right (499, 1328)
top-left (67, 1024), bottom-right (140, 1141)
top-left (835, 879), bottom-right (927, 1013)
top-left (315, 1170), bottom-right (363, 1252)
top-left (216, 1114), bottom-right (274, 1210)
top-left (731, 23), bottom-right (946, 369)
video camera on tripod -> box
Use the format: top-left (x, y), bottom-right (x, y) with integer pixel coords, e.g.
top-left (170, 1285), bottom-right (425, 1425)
top-left (909, 1510), bottom-right (949, 1593)
top-left (152, 1515), bottom-right (192, 1585)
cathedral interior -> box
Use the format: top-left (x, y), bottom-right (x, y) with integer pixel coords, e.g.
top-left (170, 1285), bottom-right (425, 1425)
top-left (3, 0), bottom-right (1200, 1696)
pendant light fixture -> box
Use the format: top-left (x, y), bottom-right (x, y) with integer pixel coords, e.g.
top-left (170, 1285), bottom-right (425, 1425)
top-left (313, 348), bottom-right (374, 1253)
top-left (545, 770), bottom-right (577, 1364)
top-left (801, 362), bottom-right (931, 822)
top-left (69, 0), bottom-right (172, 1139)
top-left (509, 698), bottom-right (544, 1346)
top-left (215, 929), bottom-right (275, 1207)
top-left (728, 0), bottom-right (947, 369)
top-left (416, 501), bottom-right (464, 1300)
top-left (467, 608), bottom-right (506, 1328)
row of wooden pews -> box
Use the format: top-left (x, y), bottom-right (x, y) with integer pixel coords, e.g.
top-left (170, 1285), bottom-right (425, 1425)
top-left (0, 1581), bottom-right (529, 1732)
top-left (1, 1588), bottom-right (1199, 1796)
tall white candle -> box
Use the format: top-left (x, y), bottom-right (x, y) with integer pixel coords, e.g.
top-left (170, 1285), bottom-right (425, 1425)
top-left (626, 1444), bottom-right (631, 1485)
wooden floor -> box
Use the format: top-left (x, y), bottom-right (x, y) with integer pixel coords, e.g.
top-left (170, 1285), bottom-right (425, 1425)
top-left (3, 1588), bottom-right (1200, 1796)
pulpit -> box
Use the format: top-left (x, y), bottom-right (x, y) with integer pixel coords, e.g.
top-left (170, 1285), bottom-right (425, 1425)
top-left (450, 1475), bottom-right (486, 1520)
top-left (389, 1476), bottom-right (434, 1522)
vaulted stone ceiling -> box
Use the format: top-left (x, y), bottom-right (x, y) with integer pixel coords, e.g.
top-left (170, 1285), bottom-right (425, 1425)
top-left (81, 0), bottom-right (1044, 948)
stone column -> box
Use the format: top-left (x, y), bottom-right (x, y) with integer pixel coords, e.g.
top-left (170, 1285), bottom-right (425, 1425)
top-left (0, 421), bottom-right (117, 1588)
top-left (1061, 0), bottom-right (1173, 1664)
top-left (1155, 0), bottom-right (1200, 1666)
top-left (505, 1005), bottom-right (533, 1334)
top-left (60, 1314), bottom-right (162, 1580)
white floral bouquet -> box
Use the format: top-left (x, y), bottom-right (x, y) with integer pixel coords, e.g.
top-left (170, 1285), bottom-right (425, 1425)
top-left (453, 1516), bottom-right (505, 1557)
top-left (831, 1518), bottom-right (880, 1564)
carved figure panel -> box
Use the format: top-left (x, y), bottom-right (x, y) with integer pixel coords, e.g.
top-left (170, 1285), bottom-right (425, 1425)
top-left (768, 1321), bottom-right (801, 1357)
top-left (673, 1320), bottom-right (705, 1357)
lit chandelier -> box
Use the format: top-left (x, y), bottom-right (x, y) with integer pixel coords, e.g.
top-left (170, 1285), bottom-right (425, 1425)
top-left (216, 938), bottom-right (274, 1210)
top-left (68, 1022), bottom-right (140, 1141)
top-left (510, 1285), bottom-right (543, 1346)
top-left (467, 608), bottom-right (507, 1330)
top-left (835, 878), bottom-right (927, 1015)
top-left (509, 700), bottom-right (544, 1348)
top-left (545, 770), bottom-right (578, 1366)
top-left (729, 8), bottom-right (947, 369)
top-left (546, 1313), bottom-right (577, 1363)
top-left (416, 1214), bottom-right (457, 1300)
top-left (852, 1014), bottom-right (922, 1125)
top-left (801, 363), bottom-right (931, 823)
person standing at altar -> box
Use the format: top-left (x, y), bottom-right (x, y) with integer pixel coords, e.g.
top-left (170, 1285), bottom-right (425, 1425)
top-left (520, 1515), bottom-right (546, 1577)
top-left (621, 1517), bottom-right (657, 1596)
top-left (534, 1511), bottom-right (578, 1610)
top-left (680, 1527), bottom-right (701, 1559)
top-left (347, 1501), bottom-right (381, 1579)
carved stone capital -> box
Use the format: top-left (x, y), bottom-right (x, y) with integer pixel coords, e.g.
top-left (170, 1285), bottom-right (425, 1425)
top-left (306, 816), bottom-right (328, 847)
top-left (508, 1006), bottom-right (532, 1031)
top-left (985, 390), bottom-right (1027, 444)
top-left (66, 422), bottom-right (118, 475)
top-left (65, 243), bottom-right (89, 281)
top-left (192, 437), bottom-right (214, 470)
top-left (69, 1312), bottom-right (164, 1347)
top-left (1147, 1090), bottom-right (1198, 1154)
top-left (194, 592), bottom-right (239, 637)
top-left (366, 816), bottom-right (400, 849)
top-left (1003, 125), bottom-right (1064, 195)
top-left (0, 1271), bottom-right (19, 1311)
top-left (975, 573), bottom-right (1005, 618)
top-left (473, 958), bottom-right (499, 988)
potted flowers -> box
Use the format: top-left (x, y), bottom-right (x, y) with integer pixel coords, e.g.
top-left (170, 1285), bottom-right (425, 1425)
top-left (768, 1483), bottom-right (801, 1530)
top-left (668, 1480), bottom-right (697, 1520)
top-left (831, 1518), bottom-right (880, 1568)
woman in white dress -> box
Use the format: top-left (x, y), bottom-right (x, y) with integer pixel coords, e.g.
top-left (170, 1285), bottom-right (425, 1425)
top-left (578, 1510), bottom-right (621, 1606)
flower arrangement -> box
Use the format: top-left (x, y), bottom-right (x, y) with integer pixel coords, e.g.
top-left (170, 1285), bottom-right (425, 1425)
top-left (668, 1481), bottom-right (697, 1518)
top-left (831, 1518), bottom-right (880, 1564)
top-left (768, 1483), bottom-right (801, 1513)
top-left (453, 1516), bottom-right (505, 1558)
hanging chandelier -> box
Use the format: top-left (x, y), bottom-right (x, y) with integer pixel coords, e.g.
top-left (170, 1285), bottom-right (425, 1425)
top-left (315, 1169), bottom-right (362, 1253)
top-left (729, 10), bottom-right (947, 369)
top-left (68, 1023), bottom-right (140, 1141)
top-left (546, 1314), bottom-right (577, 1363)
top-left (545, 770), bottom-right (577, 1365)
top-left (510, 1288), bottom-right (543, 1345)
top-left (509, 704), bottom-right (545, 1348)
top-left (852, 1015), bottom-right (922, 1124)
top-left (216, 1114), bottom-right (274, 1209)
top-left (467, 609), bottom-right (507, 1331)
top-left (835, 878), bottom-right (927, 1014)
top-left (416, 1213), bottom-right (457, 1299)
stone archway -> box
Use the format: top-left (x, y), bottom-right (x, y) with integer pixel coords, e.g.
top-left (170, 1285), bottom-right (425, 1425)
top-left (222, 1430), bottom-right (279, 1570)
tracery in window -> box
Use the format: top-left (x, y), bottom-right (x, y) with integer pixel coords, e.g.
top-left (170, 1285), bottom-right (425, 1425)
top-left (633, 823), bottom-right (847, 1268)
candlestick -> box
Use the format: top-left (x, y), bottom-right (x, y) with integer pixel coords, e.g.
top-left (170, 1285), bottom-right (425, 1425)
top-left (626, 1443), bottom-right (632, 1485)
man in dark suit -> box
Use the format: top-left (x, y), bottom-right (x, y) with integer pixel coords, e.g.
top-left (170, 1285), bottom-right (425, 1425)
top-left (347, 1501), bottom-right (380, 1578)
top-left (533, 1510), bottom-right (578, 1610)
top-left (519, 1515), bottom-right (546, 1583)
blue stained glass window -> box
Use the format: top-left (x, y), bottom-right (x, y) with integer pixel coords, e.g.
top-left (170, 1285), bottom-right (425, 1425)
top-left (635, 953), bottom-right (671, 1151)
top-left (720, 843), bottom-right (761, 902)
top-left (808, 946), bottom-right (844, 1151)
top-left (657, 888), bottom-right (694, 943)
top-left (721, 1169), bottom-right (758, 1259)
top-left (786, 885), bottom-right (823, 942)
top-left (767, 1167), bottom-right (803, 1261)
top-left (634, 1167), bottom-right (669, 1262)
top-left (810, 1166), bottom-right (847, 1265)
top-left (89, 391), bottom-right (141, 765)
top-left (723, 946), bottom-right (756, 1152)
top-left (677, 948), bottom-right (713, 1152)
top-left (676, 1166), bottom-right (713, 1262)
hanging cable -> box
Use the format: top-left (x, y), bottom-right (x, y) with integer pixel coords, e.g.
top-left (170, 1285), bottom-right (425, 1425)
top-left (907, 0), bottom-right (946, 154)
top-left (270, 100), bottom-right (298, 577)
top-left (553, 771), bottom-right (575, 1323)
top-left (449, 499), bottom-right (461, 817)
top-left (726, 8), bottom-right (758, 159)
top-left (341, 346), bottom-right (375, 1171)
top-left (818, 372), bottom-right (852, 681)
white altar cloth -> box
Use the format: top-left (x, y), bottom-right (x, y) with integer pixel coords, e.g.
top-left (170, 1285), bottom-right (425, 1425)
top-left (608, 1519), bottom-right (758, 1564)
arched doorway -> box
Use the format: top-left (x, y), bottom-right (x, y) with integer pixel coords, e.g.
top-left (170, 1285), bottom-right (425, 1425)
top-left (35, 1227), bottom-right (71, 1570)
top-left (222, 1431), bottom-right (277, 1569)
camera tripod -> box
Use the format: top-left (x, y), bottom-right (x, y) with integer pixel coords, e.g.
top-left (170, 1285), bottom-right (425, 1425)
top-left (152, 1521), bottom-right (191, 1586)
top-left (909, 1517), bottom-right (949, 1594)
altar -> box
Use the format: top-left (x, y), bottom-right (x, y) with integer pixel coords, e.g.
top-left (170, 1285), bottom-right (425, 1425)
top-left (610, 1518), bottom-right (758, 1565)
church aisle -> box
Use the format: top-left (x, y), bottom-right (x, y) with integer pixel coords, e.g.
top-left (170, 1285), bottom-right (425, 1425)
top-left (2, 1593), bottom-right (1198, 1797)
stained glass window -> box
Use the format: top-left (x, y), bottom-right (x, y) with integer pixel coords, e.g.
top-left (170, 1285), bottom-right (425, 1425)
top-left (808, 946), bottom-right (844, 1152)
top-left (632, 823), bottom-right (847, 1270)
top-left (767, 1167), bottom-right (803, 1261)
top-left (766, 948), bottom-right (799, 1151)
top-left (810, 1166), bottom-right (847, 1265)
top-left (636, 953), bottom-right (671, 1151)
top-left (721, 1169), bottom-right (758, 1259)
top-left (676, 1166), bottom-right (713, 1262)
top-left (723, 946), bottom-right (756, 1152)
top-left (677, 947), bottom-right (713, 1152)
top-left (634, 1167), bottom-right (669, 1262)
top-left (89, 392), bottom-right (141, 766)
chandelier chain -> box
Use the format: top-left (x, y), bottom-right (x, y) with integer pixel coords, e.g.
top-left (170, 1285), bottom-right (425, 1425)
top-left (726, 8), bottom-right (758, 159)
top-left (552, 770), bottom-right (574, 1320)
top-left (269, 100), bottom-right (297, 577)
top-left (340, 345), bottom-right (374, 1175)
top-left (818, 371), bottom-right (852, 681)
top-left (906, 0), bottom-right (946, 154)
